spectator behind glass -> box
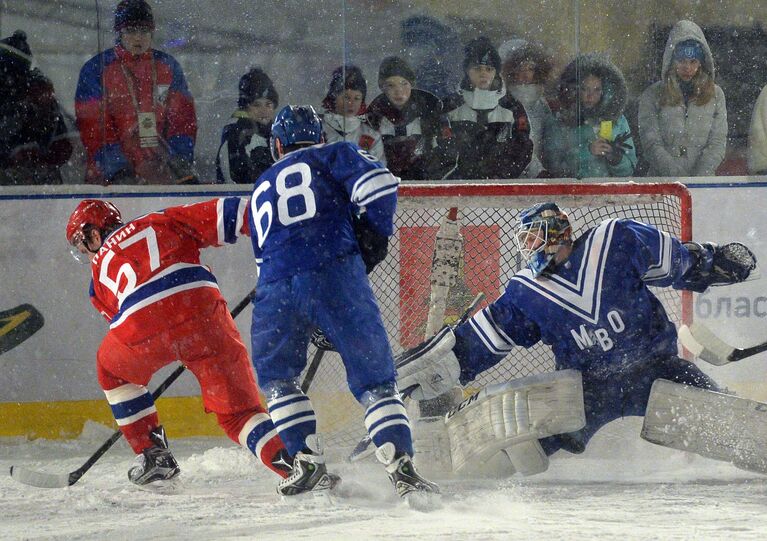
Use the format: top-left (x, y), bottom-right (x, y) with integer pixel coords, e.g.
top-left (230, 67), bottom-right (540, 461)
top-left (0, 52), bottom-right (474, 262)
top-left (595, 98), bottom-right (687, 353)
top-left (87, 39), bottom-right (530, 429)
top-left (499, 39), bottom-right (554, 178)
top-left (320, 65), bottom-right (385, 164)
top-left (444, 36), bottom-right (532, 180)
top-left (367, 56), bottom-right (457, 180)
top-left (543, 53), bottom-right (637, 179)
top-left (215, 67), bottom-right (278, 183)
top-left (0, 31), bottom-right (72, 185)
top-left (75, 0), bottom-right (197, 185)
top-left (748, 82), bottom-right (767, 175)
top-left (638, 20), bottom-right (727, 177)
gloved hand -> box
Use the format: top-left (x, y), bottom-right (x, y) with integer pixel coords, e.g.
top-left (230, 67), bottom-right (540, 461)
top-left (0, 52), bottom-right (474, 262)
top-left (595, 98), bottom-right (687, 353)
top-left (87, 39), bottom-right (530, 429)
top-left (606, 132), bottom-right (633, 165)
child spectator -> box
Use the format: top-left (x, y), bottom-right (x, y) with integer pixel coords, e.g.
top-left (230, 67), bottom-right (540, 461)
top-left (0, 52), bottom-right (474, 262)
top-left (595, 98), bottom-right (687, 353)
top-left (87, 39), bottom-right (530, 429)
top-left (75, 0), bottom-right (197, 184)
top-left (367, 56), bottom-right (457, 180)
top-left (499, 39), bottom-right (554, 178)
top-left (320, 65), bottom-right (385, 164)
top-left (444, 37), bottom-right (532, 180)
top-left (216, 67), bottom-right (278, 183)
top-left (638, 20), bottom-right (727, 177)
top-left (0, 31), bottom-right (72, 185)
top-left (543, 53), bottom-right (637, 178)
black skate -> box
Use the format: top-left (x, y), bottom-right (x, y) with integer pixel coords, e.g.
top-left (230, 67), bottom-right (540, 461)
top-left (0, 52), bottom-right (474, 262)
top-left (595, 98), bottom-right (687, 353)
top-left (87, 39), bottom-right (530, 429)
top-left (128, 426), bottom-right (180, 487)
top-left (277, 436), bottom-right (339, 497)
top-left (376, 442), bottom-right (441, 511)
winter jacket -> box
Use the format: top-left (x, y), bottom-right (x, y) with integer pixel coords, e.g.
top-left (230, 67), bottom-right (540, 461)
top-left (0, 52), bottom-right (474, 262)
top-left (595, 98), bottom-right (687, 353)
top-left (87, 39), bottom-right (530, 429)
top-left (638, 20), bottom-right (727, 177)
top-left (215, 111), bottom-right (273, 184)
top-left (444, 89), bottom-right (532, 180)
top-left (0, 68), bottom-right (72, 184)
top-left (75, 44), bottom-right (197, 184)
top-left (543, 54), bottom-right (637, 179)
top-left (367, 89), bottom-right (456, 180)
top-left (506, 86), bottom-right (552, 177)
top-left (321, 112), bottom-right (386, 165)
top-left (748, 84), bottom-right (767, 175)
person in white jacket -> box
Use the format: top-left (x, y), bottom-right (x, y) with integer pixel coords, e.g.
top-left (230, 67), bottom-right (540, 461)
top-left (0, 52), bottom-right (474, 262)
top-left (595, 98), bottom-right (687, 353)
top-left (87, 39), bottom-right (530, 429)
top-left (638, 20), bottom-right (727, 177)
top-left (748, 84), bottom-right (767, 175)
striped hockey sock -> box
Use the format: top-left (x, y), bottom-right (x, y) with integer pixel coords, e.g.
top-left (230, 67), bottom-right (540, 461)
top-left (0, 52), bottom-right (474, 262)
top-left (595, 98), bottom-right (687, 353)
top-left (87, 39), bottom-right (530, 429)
top-left (364, 394), bottom-right (413, 457)
top-left (103, 383), bottom-right (159, 453)
top-left (267, 392), bottom-right (317, 456)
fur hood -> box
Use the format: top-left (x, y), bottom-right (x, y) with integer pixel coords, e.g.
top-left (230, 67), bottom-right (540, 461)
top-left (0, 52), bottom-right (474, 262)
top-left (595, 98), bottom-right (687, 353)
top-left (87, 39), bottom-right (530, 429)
top-left (661, 19), bottom-right (715, 80)
top-left (557, 53), bottom-right (627, 123)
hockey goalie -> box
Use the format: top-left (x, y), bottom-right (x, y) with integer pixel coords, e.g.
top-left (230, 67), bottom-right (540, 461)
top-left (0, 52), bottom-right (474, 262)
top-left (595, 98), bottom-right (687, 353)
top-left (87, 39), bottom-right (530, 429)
top-left (396, 201), bottom-right (764, 477)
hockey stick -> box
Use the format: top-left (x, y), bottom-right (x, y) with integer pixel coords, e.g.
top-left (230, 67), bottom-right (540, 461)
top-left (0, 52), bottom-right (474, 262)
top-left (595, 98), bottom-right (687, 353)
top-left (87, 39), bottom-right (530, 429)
top-left (301, 348), bottom-right (326, 394)
top-left (9, 287), bottom-right (257, 489)
top-left (679, 322), bottom-right (767, 366)
top-left (348, 291), bottom-right (486, 463)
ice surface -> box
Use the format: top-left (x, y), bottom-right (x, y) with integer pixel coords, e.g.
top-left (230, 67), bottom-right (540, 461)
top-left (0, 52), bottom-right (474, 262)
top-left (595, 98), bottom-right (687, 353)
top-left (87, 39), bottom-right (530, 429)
top-left (3, 419), bottom-right (767, 541)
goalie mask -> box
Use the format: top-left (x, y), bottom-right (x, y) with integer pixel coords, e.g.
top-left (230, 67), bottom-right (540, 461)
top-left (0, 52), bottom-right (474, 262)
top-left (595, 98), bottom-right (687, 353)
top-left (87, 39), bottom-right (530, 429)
top-left (516, 202), bottom-right (572, 277)
top-left (66, 199), bottom-right (123, 263)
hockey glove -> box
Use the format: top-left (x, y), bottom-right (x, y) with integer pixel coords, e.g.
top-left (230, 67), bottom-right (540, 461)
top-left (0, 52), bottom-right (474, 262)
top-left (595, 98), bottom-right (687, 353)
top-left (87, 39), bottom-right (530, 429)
top-left (395, 326), bottom-right (461, 401)
top-left (681, 242), bottom-right (758, 292)
top-left (310, 328), bottom-right (335, 352)
top-left (352, 213), bottom-right (389, 273)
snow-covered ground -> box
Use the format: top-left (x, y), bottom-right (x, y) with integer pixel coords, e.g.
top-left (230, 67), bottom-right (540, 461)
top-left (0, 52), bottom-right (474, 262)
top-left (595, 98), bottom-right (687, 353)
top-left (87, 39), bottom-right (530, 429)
top-left (3, 419), bottom-right (767, 541)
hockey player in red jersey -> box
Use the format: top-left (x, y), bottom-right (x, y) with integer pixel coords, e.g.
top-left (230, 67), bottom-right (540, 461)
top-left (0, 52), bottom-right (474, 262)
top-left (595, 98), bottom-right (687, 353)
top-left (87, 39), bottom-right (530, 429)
top-left (66, 198), bottom-right (291, 487)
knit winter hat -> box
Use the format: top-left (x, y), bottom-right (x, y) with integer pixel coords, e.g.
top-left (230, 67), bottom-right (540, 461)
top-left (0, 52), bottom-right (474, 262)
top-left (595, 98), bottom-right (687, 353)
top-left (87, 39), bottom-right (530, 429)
top-left (238, 67), bottom-right (278, 108)
top-left (673, 39), bottom-right (704, 63)
top-left (322, 65), bottom-right (367, 111)
top-left (378, 56), bottom-right (416, 88)
top-left (0, 31), bottom-right (32, 75)
top-left (114, 0), bottom-right (155, 32)
top-left (463, 36), bottom-right (501, 72)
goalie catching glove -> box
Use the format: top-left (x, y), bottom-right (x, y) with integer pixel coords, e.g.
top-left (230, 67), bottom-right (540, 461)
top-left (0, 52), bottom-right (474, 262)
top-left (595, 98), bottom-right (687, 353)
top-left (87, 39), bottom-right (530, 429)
top-left (682, 242), bottom-right (758, 293)
top-left (396, 326), bottom-right (461, 401)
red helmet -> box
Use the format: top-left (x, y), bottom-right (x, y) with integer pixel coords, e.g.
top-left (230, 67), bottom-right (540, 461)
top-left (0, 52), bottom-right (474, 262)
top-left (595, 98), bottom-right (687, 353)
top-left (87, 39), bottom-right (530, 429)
top-left (66, 200), bottom-right (123, 245)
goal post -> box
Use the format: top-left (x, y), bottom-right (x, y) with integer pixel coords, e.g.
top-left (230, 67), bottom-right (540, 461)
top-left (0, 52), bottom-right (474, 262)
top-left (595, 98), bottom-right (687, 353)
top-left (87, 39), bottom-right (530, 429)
top-left (303, 181), bottom-right (693, 454)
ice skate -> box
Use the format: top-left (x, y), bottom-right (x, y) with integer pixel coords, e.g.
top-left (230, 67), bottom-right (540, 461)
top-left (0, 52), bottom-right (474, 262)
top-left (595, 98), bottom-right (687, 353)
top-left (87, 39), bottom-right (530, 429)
top-left (376, 442), bottom-right (441, 511)
top-left (277, 435), bottom-right (340, 498)
top-left (128, 426), bottom-right (180, 489)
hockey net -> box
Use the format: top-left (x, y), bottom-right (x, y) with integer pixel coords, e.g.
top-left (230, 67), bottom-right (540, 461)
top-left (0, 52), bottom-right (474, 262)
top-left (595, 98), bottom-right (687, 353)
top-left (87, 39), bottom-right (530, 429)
top-left (302, 182), bottom-right (693, 453)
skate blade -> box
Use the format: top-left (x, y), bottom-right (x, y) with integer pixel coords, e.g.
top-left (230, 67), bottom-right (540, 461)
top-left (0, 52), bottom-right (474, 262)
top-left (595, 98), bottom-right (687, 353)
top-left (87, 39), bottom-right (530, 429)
top-left (405, 490), bottom-right (443, 512)
top-left (134, 475), bottom-right (183, 495)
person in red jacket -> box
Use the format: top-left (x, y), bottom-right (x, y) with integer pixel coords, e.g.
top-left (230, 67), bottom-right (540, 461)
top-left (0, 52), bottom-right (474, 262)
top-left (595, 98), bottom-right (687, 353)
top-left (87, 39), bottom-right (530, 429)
top-left (66, 198), bottom-right (290, 487)
top-left (75, 1), bottom-right (197, 185)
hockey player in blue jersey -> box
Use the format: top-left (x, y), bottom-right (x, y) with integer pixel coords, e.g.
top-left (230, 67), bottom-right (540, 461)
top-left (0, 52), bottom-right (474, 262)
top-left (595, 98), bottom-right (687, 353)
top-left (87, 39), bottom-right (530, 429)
top-left (396, 202), bottom-right (758, 474)
top-left (247, 105), bottom-right (439, 505)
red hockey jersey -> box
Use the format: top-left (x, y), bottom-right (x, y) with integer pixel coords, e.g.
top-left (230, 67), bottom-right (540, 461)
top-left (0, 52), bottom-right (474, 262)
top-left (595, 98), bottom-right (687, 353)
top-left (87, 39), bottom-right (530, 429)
top-left (88, 197), bottom-right (249, 341)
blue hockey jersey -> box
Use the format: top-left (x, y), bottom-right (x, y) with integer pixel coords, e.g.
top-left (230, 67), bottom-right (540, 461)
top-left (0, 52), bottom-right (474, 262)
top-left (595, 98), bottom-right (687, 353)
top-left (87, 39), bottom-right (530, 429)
top-left (248, 141), bottom-right (399, 283)
top-left (455, 219), bottom-right (698, 381)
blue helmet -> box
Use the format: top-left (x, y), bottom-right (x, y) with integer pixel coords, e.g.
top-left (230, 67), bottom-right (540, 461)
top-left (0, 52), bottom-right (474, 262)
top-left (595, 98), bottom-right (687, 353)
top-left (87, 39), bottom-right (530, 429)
top-left (515, 202), bottom-right (572, 277)
top-left (270, 105), bottom-right (324, 160)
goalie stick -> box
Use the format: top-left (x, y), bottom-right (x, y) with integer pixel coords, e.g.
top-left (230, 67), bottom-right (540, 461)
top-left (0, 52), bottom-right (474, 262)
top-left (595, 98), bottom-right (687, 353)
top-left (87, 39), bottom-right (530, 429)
top-left (678, 322), bottom-right (767, 366)
top-left (348, 291), bottom-right (486, 463)
top-left (9, 287), bottom-right (257, 489)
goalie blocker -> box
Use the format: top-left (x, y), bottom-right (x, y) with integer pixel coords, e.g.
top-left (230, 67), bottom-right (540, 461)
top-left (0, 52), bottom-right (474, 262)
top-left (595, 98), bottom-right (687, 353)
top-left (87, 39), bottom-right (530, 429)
top-left (641, 379), bottom-right (767, 474)
top-left (413, 370), bottom-right (585, 477)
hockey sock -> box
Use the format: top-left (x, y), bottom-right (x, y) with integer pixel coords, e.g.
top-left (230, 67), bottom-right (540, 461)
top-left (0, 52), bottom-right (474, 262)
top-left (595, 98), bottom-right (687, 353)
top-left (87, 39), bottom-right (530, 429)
top-left (363, 394), bottom-right (413, 457)
top-left (103, 383), bottom-right (160, 453)
top-left (266, 392), bottom-right (318, 456)
top-left (236, 412), bottom-right (290, 478)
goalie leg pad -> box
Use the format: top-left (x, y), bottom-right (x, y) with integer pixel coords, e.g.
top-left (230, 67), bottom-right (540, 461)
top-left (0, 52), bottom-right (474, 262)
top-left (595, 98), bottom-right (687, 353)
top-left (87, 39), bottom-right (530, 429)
top-left (642, 379), bottom-right (767, 474)
top-left (445, 369), bottom-right (585, 475)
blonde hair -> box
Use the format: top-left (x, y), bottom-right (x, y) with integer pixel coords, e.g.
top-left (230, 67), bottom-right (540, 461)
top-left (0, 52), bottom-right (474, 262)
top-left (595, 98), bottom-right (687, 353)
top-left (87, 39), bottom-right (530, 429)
top-left (659, 64), bottom-right (715, 107)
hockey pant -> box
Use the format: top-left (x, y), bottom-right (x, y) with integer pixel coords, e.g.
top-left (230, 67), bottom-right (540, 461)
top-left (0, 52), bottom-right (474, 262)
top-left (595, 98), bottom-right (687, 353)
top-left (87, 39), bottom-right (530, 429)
top-left (539, 355), bottom-right (720, 456)
top-left (97, 300), bottom-right (288, 478)
top-left (252, 255), bottom-right (412, 457)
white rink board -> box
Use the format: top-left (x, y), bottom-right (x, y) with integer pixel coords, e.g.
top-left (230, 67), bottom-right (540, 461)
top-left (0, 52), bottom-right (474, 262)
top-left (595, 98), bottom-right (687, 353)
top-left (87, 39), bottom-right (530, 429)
top-left (1, 180), bottom-right (767, 403)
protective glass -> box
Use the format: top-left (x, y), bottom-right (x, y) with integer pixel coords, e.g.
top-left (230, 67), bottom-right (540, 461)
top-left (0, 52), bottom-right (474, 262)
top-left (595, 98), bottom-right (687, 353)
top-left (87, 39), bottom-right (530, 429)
top-left (68, 230), bottom-right (92, 265)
